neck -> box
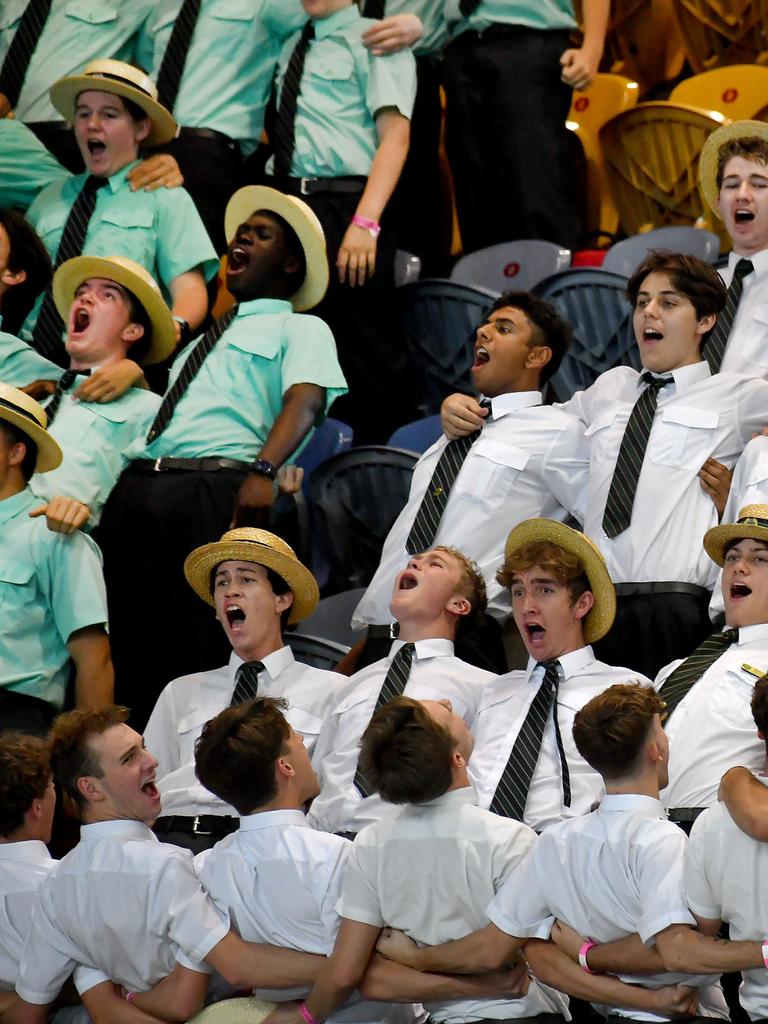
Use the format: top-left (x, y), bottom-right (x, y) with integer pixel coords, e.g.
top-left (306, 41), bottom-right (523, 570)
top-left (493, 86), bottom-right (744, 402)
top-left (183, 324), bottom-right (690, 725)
top-left (248, 791), bottom-right (306, 814)
top-left (234, 634), bottom-right (284, 664)
top-left (397, 619), bottom-right (454, 643)
top-left (0, 827), bottom-right (39, 844)
top-left (67, 351), bottom-right (125, 373)
top-left (0, 476), bottom-right (26, 502)
top-left (526, 639), bottom-right (585, 663)
top-left (604, 770), bottom-right (660, 799)
top-left (447, 770), bottom-right (471, 793)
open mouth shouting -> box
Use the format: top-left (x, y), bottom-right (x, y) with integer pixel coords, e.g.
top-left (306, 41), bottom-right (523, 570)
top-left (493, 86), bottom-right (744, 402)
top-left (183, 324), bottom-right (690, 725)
top-left (642, 328), bottom-right (663, 343)
top-left (734, 208), bottom-right (755, 224)
top-left (730, 580), bottom-right (752, 600)
top-left (70, 306), bottom-right (91, 337)
top-left (397, 569), bottom-right (419, 591)
top-left (224, 603), bottom-right (246, 631)
top-left (523, 621), bottom-right (547, 651)
top-left (227, 244), bottom-right (250, 276)
top-left (141, 774), bottom-right (160, 802)
top-left (473, 344), bottom-right (490, 370)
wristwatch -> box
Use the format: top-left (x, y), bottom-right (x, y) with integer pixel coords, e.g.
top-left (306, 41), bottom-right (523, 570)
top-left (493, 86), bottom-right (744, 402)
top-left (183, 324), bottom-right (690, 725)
top-left (249, 457), bottom-right (276, 480)
top-left (172, 315), bottom-right (191, 344)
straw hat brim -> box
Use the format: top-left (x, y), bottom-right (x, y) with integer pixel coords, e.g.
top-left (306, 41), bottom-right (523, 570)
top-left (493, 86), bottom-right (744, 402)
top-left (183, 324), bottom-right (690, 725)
top-left (188, 997), bottom-right (277, 1024)
top-left (504, 518), bottom-right (616, 643)
top-left (699, 119), bottom-right (768, 217)
top-left (224, 186), bottom-right (328, 311)
top-left (50, 76), bottom-right (177, 146)
top-left (0, 390), bottom-right (62, 473)
top-left (184, 536), bottom-right (319, 624)
top-left (52, 256), bottom-right (176, 366)
top-left (704, 510), bottom-right (768, 566)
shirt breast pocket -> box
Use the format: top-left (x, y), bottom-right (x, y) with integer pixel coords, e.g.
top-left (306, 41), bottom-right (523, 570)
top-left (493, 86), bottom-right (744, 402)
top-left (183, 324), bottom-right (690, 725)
top-left (749, 303), bottom-right (768, 367)
top-left (0, 559), bottom-right (34, 613)
top-left (647, 406), bottom-right (719, 469)
top-left (176, 705), bottom-right (221, 762)
top-left (58, 400), bottom-right (130, 445)
top-left (584, 407), bottom-right (623, 464)
top-left (452, 438), bottom-right (529, 510)
top-left (708, 668), bottom-right (757, 727)
top-left (96, 204), bottom-right (156, 272)
top-left (208, 0), bottom-right (255, 24)
top-left (63, 0), bottom-right (119, 27)
top-left (222, 332), bottom-right (281, 398)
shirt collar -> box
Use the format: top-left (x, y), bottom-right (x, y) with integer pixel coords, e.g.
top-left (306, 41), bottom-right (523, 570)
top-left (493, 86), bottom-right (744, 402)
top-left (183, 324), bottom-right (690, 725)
top-left (728, 248), bottom-right (768, 277)
top-left (238, 808), bottom-right (310, 831)
top-left (313, 4), bottom-right (360, 38)
top-left (104, 161), bottom-right (136, 194)
top-left (0, 840), bottom-right (53, 861)
top-left (418, 785), bottom-right (477, 809)
top-left (389, 637), bottom-right (454, 660)
top-left (524, 645), bottom-right (594, 682)
top-left (230, 645), bottom-right (294, 680)
top-left (599, 793), bottom-right (665, 818)
top-left (237, 298), bottom-right (293, 316)
top-left (733, 622), bottom-right (768, 645)
top-left (80, 819), bottom-right (158, 841)
top-left (638, 360), bottom-right (710, 393)
top-left (0, 487), bottom-right (37, 526)
top-left (485, 391), bottom-right (542, 419)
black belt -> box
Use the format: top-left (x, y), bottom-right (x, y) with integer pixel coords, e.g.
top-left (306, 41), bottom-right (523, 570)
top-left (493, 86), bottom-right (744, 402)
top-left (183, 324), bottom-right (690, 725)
top-left (667, 807), bottom-right (705, 823)
top-left (334, 831), bottom-right (358, 842)
top-left (127, 457), bottom-right (252, 474)
top-left (447, 23), bottom-right (568, 48)
top-left (471, 1016), bottom-right (565, 1024)
top-left (26, 120), bottom-right (72, 133)
top-left (177, 126), bottom-right (239, 148)
top-left (608, 1017), bottom-right (712, 1024)
top-left (154, 814), bottom-right (239, 837)
top-left (614, 582), bottom-right (711, 600)
top-left (367, 623), bottom-right (400, 640)
top-left (266, 174), bottom-right (367, 196)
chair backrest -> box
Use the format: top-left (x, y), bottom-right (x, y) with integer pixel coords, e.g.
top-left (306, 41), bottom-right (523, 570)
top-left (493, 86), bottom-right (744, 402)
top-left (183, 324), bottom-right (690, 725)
top-left (670, 64), bottom-right (768, 121)
top-left (309, 446), bottom-right (418, 592)
top-left (669, 0), bottom-right (768, 74)
top-left (295, 417), bottom-right (353, 490)
top-left (601, 226), bottom-right (721, 277)
top-left (397, 279), bottom-right (499, 416)
top-left (283, 632), bottom-right (349, 672)
top-left (533, 268), bottom-right (638, 401)
top-left (568, 73), bottom-right (640, 135)
top-left (599, 102), bottom-right (730, 246)
top-left (387, 415), bottom-right (443, 454)
top-left (450, 240), bottom-right (572, 294)
top-left (394, 249), bottom-right (422, 286)
top-left (587, 0), bottom-right (685, 95)
top-left (294, 587), bottom-right (368, 648)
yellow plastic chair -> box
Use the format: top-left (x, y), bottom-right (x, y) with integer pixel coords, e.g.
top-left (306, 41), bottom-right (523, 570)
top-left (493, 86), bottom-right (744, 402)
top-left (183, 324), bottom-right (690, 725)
top-left (670, 64), bottom-right (768, 121)
top-left (567, 73), bottom-right (640, 240)
top-left (599, 102), bottom-right (731, 248)
top-left (669, 0), bottom-right (768, 73)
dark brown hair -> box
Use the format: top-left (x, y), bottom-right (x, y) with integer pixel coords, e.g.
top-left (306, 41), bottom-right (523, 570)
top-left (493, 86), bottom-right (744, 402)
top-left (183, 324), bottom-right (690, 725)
top-left (752, 676), bottom-right (768, 747)
top-left (573, 683), bottom-right (664, 780)
top-left (0, 733), bottom-right (51, 836)
top-left (489, 291), bottom-right (573, 385)
top-left (626, 250), bottom-right (726, 323)
top-left (49, 705), bottom-right (129, 811)
top-left (497, 540), bottom-right (590, 606)
top-left (716, 137), bottom-right (768, 189)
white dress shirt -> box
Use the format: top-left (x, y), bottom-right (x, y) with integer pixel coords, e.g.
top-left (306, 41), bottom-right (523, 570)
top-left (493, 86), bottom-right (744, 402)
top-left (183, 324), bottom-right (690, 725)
top-left (353, 392), bottom-right (588, 627)
top-left (686, 778), bottom-right (768, 1021)
top-left (15, 820), bottom-right (230, 1004)
top-left (145, 647), bottom-right (342, 817)
top-left (469, 648), bottom-right (650, 832)
top-left (195, 810), bottom-right (415, 1024)
top-left (560, 362), bottom-right (768, 587)
top-left (339, 787), bottom-right (567, 1022)
top-left (719, 249), bottom-right (768, 379)
top-left (658, 624), bottom-right (768, 810)
top-left (488, 794), bottom-right (727, 1022)
top-left (0, 841), bottom-right (56, 990)
top-left (307, 639), bottom-right (495, 834)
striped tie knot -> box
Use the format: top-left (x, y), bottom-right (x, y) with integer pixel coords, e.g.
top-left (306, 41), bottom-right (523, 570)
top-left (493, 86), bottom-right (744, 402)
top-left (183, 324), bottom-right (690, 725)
top-left (230, 660), bottom-right (265, 706)
top-left (659, 627), bottom-right (739, 721)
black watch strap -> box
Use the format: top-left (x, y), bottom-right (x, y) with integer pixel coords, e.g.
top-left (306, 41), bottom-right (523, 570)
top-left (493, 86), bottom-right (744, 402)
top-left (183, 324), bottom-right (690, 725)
top-left (249, 457), bottom-right (276, 480)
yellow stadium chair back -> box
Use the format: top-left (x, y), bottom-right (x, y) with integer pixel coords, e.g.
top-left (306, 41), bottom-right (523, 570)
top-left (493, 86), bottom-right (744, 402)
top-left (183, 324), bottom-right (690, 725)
top-left (670, 0), bottom-right (768, 73)
top-left (670, 64), bottom-right (768, 120)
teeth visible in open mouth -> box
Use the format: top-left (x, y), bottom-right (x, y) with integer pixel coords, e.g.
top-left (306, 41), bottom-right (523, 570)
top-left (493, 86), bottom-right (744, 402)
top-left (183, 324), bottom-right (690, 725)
top-left (475, 346), bottom-right (489, 364)
top-left (643, 329), bottom-right (663, 341)
top-left (87, 140), bottom-right (105, 154)
top-left (526, 624), bottom-right (544, 636)
top-left (226, 605), bottom-right (245, 624)
top-left (142, 779), bottom-right (158, 795)
top-left (228, 246), bottom-right (248, 270)
top-left (735, 209), bottom-right (755, 222)
top-left (731, 582), bottom-right (752, 597)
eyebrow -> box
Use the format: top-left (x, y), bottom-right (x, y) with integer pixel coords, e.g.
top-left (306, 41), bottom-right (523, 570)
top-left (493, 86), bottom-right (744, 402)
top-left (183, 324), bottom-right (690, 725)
top-left (637, 289), bottom-right (682, 299)
top-left (723, 173), bottom-right (768, 182)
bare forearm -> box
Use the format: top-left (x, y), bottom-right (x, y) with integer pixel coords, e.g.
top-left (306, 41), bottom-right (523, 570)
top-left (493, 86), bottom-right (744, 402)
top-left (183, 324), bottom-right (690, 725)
top-left (404, 927), bottom-right (520, 975)
top-left (585, 934), bottom-right (665, 976)
top-left (169, 270), bottom-right (208, 330)
top-left (580, 0), bottom-right (609, 56)
top-left (259, 385), bottom-right (325, 468)
top-left (720, 768), bottom-right (768, 840)
top-left (129, 967), bottom-right (208, 1022)
top-left (657, 927), bottom-right (764, 974)
top-left (208, 940), bottom-right (325, 991)
top-left (361, 954), bottom-right (510, 1002)
top-left (356, 114), bottom-right (409, 222)
top-left (69, 628), bottom-right (114, 708)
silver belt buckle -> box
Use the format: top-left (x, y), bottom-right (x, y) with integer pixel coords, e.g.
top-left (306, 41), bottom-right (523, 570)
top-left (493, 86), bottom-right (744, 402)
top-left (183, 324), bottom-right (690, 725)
top-left (299, 177), bottom-right (312, 195)
top-left (153, 457), bottom-right (163, 471)
top-left (191, 816), bottom-right (212, 836)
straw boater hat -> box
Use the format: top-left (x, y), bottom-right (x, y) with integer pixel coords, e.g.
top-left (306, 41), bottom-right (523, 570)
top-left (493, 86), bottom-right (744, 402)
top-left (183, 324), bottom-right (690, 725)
top-left (503, 518), bottom-right (616, 643)
top-left (52, 255), bottom-right (177, 366)
top-left (224, 185), bottom-right (328, 312)
top-left (50, 59), bottom-right (177, 146)
top-left (704, 504), bottom-right (768, 566)
top-left (0, 382), bottom-right (62, 473)
top-left (184, 528), bottom-right (319, 625)
top-left (188, 997), bottom-right (276, 1024)
top-left (699, 119), bottom-right (768, 217)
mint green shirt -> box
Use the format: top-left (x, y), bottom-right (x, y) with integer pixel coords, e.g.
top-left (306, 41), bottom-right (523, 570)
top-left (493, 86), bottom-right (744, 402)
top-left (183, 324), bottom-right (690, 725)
top-left (269, 4), bottom-right (416, 178)
top-left (445, 0), bottom-right (576, 36)
top-left (0, 0), bottom-right (153, 123)
top-left (0, 488), bottom-right (108, 707)
top-left (381, 0), bottom-right (448, 56)
top-left (136, 0), bottom-right (296, 157)
top-left (22, 162), bottom-right (218, 340)
top-left (0, 120), bottom-right (69, 211)
top-left (0, 330), bottom-right (61, 387)
top-left (127, 298), bottom-right (348, 462)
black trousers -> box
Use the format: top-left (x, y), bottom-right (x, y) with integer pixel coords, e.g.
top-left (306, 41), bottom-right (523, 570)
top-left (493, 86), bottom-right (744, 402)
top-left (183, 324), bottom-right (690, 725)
top-left (95, 467), bottom-right (241, 731)
top-left (443, 25), bottom-right (583, 254)
top-left (27, 122), bottom-right (84, 174)
top-left (0, 689), bottom-right (55, 736)
top-left (593, 591), bottom-right (713, 681)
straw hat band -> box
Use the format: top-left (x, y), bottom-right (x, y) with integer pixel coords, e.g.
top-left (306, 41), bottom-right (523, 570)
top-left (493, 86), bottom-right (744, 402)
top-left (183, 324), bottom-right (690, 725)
top-left (82, 72), bottom-right (154, 99)
top-left (0, 397), bottom-right (44, 429)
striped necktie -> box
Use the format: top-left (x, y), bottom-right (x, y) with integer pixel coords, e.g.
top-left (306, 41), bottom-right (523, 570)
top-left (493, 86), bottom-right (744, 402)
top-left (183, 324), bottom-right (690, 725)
top-left (659, 628), bottom-right (738, 720)
top-left (353, 642), bottom-right (415, 797)
top-left (702, 258), bottom-right (754, 374)
top-left (0, 0), bottom-right (52, 109)
top-left (230, 660), bottom-right (265, 706)
top-left (145, 305), bottom-right (238, 443)
top-left (363, 0), bottom-right (386, 16)
top-left (31, 175), bottom-right (109, 365)
top-left (489, 660), bottom-right (571, 821)
top-left (155, 0), bottom-right (202, 112)
top-left (458, 0), bottom-right (482, 16)
top-left (45, 369), bottom-right (90, 426)
top-left (405, 398), bottom-right (491, 555)
top-left (601, 372), bottom-right (672, 539)
top-left (272, 21), bottom-right (315, 177)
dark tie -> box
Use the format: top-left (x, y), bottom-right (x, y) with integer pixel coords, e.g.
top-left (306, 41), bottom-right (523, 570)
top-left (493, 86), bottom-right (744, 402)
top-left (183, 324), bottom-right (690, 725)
top-left (405, 399), bottom-right (491, 555)
top-left (146, 305), bottom-right (238, 443)
top-left (601, 373), bottom-right (672, 539)
top-left (45, 369), bottom-right (90, 426)
top-left (31, 175), bottom-right (109, 365)
top-left (363, 0), bottom-right (386, 16)
top-left (458, 0), bottom-right (482, 16)
top-left (230, 660), bottom-right (265, 706)
top-left (489, 660), bottom-right (571, 821)
top-left (353, 642), bottom-right (415, 797)
top-left (0, 0), bottom-right (52, 109)
top-left (155, 0), bottom-right (202, 112)
top-left (272, 21), bottom-right (315, 177)
top-left (659, 628), bottom-right (738, 720)
top-left (702, 258), bottom-right (754, 374)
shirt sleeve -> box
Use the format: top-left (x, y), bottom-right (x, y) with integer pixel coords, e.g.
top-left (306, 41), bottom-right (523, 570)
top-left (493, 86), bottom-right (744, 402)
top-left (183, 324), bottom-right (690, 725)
top-left (336, 834), bottom-right (385, 928)
top-left (154, 188), bottom-right (219, 285)
top-left (365, 48), bottom-right (416, 121)
top-left (41, 531), bottom-right (108, 644)
top-left (73, 965), bottom-right (111, 995)
top-left (152, 852), bottom-right (230, 966)
top-left (280, 315), bottom-right (348, 411)
top-left (486, 844), bottom-right (553, 940)
top-left (540, 411), bottom-right (590, 524)
top-left (143, 680), bottom-right (182, 781)
top-left (0, 121), bottom-right (68, 211)
top-left (735, 378), bottom-right (768, 446)
top-left (16, 890), bottom-right (82, 1004)
top-left (636, 826), bottom-right (696, 945)
top-left (684, 814), bottom-right (722, 921)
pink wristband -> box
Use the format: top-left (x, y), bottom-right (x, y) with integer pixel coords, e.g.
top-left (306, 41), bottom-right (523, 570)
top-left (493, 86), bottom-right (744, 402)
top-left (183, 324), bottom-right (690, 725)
top-left (762, 940), bottom-right (768, 968)
top-left (299, 1003), bottom-right (321, 1024)
top-left (578, 940), bottom-right (598, 973)
top-left (351, 214), bottom-right (381, 237)
top-left (125, 992), bottom-right (136, 1003)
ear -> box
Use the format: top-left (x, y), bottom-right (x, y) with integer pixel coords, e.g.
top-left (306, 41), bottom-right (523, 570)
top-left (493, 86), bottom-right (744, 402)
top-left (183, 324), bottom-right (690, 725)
top-left (6, 440), bottom-right (27, 469)
top-left (451, 747), bottom-right (465, 770)
top-left (0, 266), bottom-right (26, 288)
top-left (134, 118), bottom-right (151, 145)
top-left (275, 755), bottom-right (296, 781)
top-left (446, 593), bottom-right (471, 618)
top-left (525, 344), bottom-right (552, 373)
top-left (283, 253), bottom-right (302, 276)
top-left (76, 775), bottom-right (102, 804)
top-left (571, 589), bottom-right (595, 623)
top-left (121, 322), bottom-right (145, 346)
top-left (28, 796), bottom-right (44, 822)
top-left (696, 312), bottom-right (717, 337)
top-left (275, 590), bottom-right (294, 617)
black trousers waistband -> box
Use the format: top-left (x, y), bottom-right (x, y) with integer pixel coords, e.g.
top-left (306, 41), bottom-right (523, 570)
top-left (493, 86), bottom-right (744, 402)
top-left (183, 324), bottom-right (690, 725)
top-left (177, 126), bottom-right (235, 145)
top-left (667, 806), bottom-right (706, 823)
top-left (447, 24), bottom-right (569, 48)
top-left (127, 457), bottom-right (251, 474)
top-left (614, 582), bottom-right (711, 600)
top-left (154, 814), bottom-right (239, 837)
top-left (265, 174), bottom-right (367, 196)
